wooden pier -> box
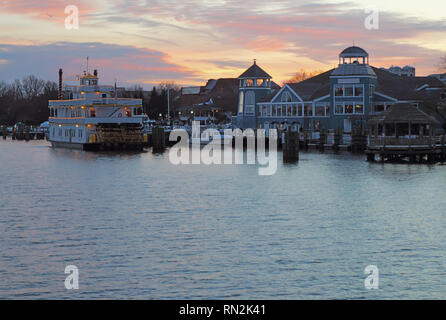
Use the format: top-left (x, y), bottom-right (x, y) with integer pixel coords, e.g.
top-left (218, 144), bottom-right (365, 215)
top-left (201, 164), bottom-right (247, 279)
top-left (366, 103), bottom-right (445, 163)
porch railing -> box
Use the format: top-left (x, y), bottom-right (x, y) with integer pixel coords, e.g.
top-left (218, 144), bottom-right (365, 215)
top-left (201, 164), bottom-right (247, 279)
top-left (369, 136), bottom-right (435, 147)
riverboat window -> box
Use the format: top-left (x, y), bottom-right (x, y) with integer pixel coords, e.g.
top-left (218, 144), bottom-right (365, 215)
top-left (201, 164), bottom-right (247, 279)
top-left (354, 85), bottom-right (364, 97)
top-left (370, 85), bottom-right (375, 97)
top-left (90, 108), bottom-right (96, 117)
top-left (58, 128), bottom-right (62, 136)
top-left (246, 79), bottom-right (254, 87)
top-left (344, 86), bottom-right (354, 97)
top-left (271, 105), bottom-right (277, 116)
top-left (256, 79), bottom-right (265, 86)
top-left (78, 129), bottom-right (82, 138)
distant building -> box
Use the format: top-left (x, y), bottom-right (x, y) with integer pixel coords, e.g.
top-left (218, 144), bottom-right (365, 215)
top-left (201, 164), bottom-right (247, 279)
top-left (381, 65), bottom-right (416, 77)
top-left (234, 46), bottom-right (446, 132)
top-left (429, 73), bottom-right (446, 84)
top-left (174, 78), bottom-right (240, 124)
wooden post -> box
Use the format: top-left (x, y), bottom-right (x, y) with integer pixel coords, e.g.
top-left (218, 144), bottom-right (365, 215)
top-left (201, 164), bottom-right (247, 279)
top-left (152, 126), bottom-right (166, 153)
top-left (319, 128), bottom-right (326, 152)
top-left (24, 126), bottom-right (30, 141)
top-left (283, 130), bottom-right (299, 162)
top-left (1, 125), bottom-right (6, 140)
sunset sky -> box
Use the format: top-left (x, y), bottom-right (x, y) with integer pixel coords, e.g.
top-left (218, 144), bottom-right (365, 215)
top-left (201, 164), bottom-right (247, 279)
top-left (1, 0), bottom-right (446, 88)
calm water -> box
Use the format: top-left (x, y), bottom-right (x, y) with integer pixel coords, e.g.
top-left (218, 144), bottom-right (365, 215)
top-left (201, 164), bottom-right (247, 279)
top-left (0, 139), bottom-right (445, 299)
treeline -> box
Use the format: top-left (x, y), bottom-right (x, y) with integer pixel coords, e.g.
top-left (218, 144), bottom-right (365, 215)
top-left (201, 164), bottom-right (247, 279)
top-left (0, 76), bottom-right (180, 125)
top-left (0, 76), bottom-right (58, 125)
top-left (123, 82), bottom-right (180, 120)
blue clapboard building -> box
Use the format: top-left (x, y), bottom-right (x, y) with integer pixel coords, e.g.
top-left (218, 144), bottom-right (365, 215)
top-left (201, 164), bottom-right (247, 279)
top-left (234, 46), bottom-right (446, 133)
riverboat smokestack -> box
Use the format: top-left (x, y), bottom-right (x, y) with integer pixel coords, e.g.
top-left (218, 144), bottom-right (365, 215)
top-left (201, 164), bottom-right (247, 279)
top-left (58, 68), bottom-right (63, 100)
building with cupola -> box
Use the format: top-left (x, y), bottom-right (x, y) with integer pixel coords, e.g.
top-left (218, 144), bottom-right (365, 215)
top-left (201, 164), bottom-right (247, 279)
top-left (234, 46), bottom-right (446, 133)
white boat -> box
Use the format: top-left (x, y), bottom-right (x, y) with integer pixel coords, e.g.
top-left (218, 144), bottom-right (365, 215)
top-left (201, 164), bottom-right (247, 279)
top-left (48, 69), bottom-right (147, 150)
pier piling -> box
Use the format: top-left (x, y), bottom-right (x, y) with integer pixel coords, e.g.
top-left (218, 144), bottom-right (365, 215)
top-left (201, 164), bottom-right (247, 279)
top-left (152, 126), bottom-right (166, 153)
top-left (283, 130), bottom-right (299, 162)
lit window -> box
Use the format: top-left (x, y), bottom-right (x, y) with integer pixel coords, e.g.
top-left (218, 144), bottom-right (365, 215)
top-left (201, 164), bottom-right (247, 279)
top-left (238, 91), bottom-right (244, 114)
top-left (355, 104), bottom-right (364, 114)
top-left (345, 104), bottom-right (354, 114)
top-left (246, 79), bottom-right (254, 87)
top-left (335, 86), bottom-right (344, 96)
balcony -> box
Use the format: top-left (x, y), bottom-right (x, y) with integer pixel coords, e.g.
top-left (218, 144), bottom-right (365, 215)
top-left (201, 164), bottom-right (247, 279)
top-left (49, 98), bottom-right (142, 107)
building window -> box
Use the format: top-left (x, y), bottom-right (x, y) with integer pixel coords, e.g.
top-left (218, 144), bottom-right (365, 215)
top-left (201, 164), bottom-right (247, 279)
top-left (272, 105), bottom-right (277, 116)
top-left (335, 104), bottom-right (344, 114)
top-left (315, 103), bottom-right (330, 117)
top-left (335, 86), bottom-right (344, 96)
top-left (291, 105), bottom-right (297, 116)
top-left (373, 104), bottom-right (385, 113)
top-left (370, 85), bottom-right (375, 97)
top-left (304, 104), bottom-right (313, 117)
top-left (245, 91), bottom-right (255, 115)
top-left (354, 85), bottom-right (364, 97)
top-left (297, 104), bottom-right (303, 117)
top-left (246, 79), bottom-right (254, 87)
top-left (344, 86), bottom-right (354, 97)
top-left (355, 104), bottom-right (364, 114)
top-left (238, 91), bottom-right (244, 114)
top-left (345, 104), bottom-right (354, 114)
top-left (281, 91), bottom-right (292, 103)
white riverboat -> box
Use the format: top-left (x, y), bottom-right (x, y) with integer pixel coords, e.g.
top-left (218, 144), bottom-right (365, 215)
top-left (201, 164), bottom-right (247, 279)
top-left (48, 69), bottom-right (147, 150)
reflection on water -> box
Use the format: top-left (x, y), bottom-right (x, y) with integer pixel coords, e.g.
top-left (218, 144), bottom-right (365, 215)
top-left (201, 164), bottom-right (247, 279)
top-left (0, 140), bottom-right (445, 299)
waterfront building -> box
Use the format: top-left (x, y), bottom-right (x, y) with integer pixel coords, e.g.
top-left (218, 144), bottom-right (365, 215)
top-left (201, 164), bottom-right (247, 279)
top-left (234, 46), bottom-right (446, 133)
top-left (174, 78), bottom-right (240, 124)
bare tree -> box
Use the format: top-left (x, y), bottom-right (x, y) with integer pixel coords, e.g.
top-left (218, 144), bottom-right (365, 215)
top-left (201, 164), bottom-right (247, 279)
top-left (22, 75), bottom-right (45, 99)
top-left (284, 69), bottom-right (324, 84)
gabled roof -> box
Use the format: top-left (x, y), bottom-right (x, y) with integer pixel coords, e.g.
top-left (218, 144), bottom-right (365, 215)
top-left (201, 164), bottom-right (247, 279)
top-left (286, 69), bottom-right (333, 101)
top-left (368, 103), bottom-right (439, 124)
top-left (239, 61), bottom-right (272, 79)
